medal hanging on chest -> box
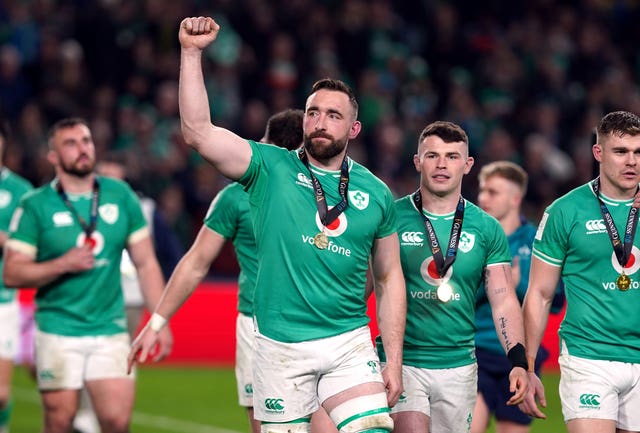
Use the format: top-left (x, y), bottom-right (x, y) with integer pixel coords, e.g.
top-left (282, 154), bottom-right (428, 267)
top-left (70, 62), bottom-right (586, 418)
top-left (57, 178), bottom-right (100, 249)
top-left (298, 149), bottom-right (349, 249)
top-left (413, 191), bottom-right (465, 302)
top-left (591, 177), bottom-right (638, 291)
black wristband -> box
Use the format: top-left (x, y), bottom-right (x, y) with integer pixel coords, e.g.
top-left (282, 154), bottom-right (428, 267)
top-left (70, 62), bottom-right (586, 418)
top-left (507, 343), bottom-right (528, 370)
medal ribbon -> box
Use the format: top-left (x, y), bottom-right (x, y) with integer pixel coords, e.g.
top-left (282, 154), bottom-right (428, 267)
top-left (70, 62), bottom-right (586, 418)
top-left (591, 177), bottom-right (639, 270)
top-left (412, 190), bottom-right (465, 278)
top-left (56, 178), bottom-right (100, 240)
top-left (298, 148), bottom-right (349, 227)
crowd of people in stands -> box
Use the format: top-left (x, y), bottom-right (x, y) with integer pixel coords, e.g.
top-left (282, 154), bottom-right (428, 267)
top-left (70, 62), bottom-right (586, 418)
top-left (1, 0), bottom-right (639, 276)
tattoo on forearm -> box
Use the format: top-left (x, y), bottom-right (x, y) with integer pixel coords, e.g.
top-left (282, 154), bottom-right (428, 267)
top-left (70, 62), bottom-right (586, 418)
top-left (493, 286), bottom-right (507, 295)
top-left (499, 317), bottom-right (512, 351)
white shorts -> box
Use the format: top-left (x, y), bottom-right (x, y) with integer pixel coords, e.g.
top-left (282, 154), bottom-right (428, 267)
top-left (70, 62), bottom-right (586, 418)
top-left (253, 326), bottom-right (384, 422)
top-left (0, 300), bottom-right (19, 360)
top-left (391, 363), bottom-right (477, 433)
top-left (559, 342), bottom-right (640, 430)
top-left (35, 330), bottom-right (134, 390)
top-left (235, 313), bottom-right (255, 407)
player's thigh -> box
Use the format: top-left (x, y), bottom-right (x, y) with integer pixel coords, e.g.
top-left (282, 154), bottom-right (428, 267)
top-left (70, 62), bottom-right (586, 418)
top-left (84, 333), bottom-right (133, 381)
top-left (235, 313), bottom-right (255, 407)
top-left (559, 350), bottom-right (626, 425)
top-left (392, 364), bottom-right (476, 433)
top-left (253, 332), bottom-right (319, 423)
top-left (317, 326), bottom-right (385, 404)
top-left (392, 410), bottom-right (430, 433)
top-left (85, 377), bottom-right (135, 422)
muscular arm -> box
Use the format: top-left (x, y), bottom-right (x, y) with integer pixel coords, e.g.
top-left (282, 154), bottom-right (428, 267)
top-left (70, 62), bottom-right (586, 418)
top-left (371, 233), bottom-right (406, 406)
top-left (522, 257), bottom-right (560, 365)
top-left (485, 263), bottom-right (525, 353)
top-left (153, 226), bottom-right (226, 320)
top-left (179, 17), bottom-right (251, 180)
top-left (128, 225), bottom-right (226, 369)
top-left (518, 257), bottom-right (561, 418)
top-left (486, 263), bottom-right (529, 405)
top-left (127, 235), bottom-right (166, 313)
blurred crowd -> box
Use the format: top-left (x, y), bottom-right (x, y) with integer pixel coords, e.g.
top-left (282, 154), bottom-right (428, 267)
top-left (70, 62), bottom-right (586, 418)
top-left (1, 0), bottom-right (640, 276)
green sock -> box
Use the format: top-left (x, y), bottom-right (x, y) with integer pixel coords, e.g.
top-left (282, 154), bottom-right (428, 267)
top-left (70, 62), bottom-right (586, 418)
top-left (0, 399), bottom-right (13, 427)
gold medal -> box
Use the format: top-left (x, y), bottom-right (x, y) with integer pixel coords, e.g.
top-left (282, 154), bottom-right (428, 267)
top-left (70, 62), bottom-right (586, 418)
top-left (314, 232), bottom-right (329, 249)
top-left (436, 283), bottom-right (453, 302)
top-left (616, 273), bottom-right (631, 291)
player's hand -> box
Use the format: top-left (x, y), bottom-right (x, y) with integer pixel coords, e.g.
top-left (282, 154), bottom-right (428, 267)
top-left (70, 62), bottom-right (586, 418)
top-left (127, 322), bottom-right (163, 374)
top-left (152, 326), bottom-right (173, 362)
top-left (381, 362), bottom-right (403, 407)
top-left (506, 366), bottom-right (529, 406)
top-left (517, 371), bottom-right (547, 419)
top-left (60, 244), bottom-right (95, 273)
top-left (179, 17), bottom-right (220, 50)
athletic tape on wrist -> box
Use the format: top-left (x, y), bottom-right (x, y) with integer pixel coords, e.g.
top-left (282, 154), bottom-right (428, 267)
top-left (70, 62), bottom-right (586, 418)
top-left (507, 343), bottom-right (528, 370)
top-left (149, 312), bottom-right (168, 332)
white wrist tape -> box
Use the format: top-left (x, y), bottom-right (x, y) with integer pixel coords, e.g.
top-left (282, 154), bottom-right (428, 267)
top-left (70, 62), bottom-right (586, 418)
top-left (149, 312), bottom-right (168, 332)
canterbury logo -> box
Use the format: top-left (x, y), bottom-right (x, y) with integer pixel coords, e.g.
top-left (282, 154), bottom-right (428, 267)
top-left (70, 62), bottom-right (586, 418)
top-left (401, 231), bottom-right (424, 243)
top-left (585, 219), bottom-right (606, 232)
top-left (579, 394), bottom-right (600, 407)
top-left (264, 398), bottom-right (285, 411)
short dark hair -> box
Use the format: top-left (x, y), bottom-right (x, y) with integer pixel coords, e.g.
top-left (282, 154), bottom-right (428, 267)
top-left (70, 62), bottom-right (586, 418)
top-left (263, 109), bottom-right (304, 151)
top-left (478, 160), bottom-right (528, 194)
top-left (48, 117), bottom-right (90, 144)
top-left (310, 78), bottom-right (359, 117)
top-left (418, 121), bottom-right (469, 146)
top-left (596, 111), bottom-right (640, 143)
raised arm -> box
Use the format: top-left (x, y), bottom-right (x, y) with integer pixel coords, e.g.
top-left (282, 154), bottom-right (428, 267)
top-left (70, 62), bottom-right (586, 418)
top-left (127, 225), bottom-right (226, 370)
top-left (370, 233), bottom-right (406, 407)
top-left (485, 263), bottom-right (529, 405)
top-left (178, 16), bottom-right (252, 180)
top-left (518, 257), bottom-right (561, 418)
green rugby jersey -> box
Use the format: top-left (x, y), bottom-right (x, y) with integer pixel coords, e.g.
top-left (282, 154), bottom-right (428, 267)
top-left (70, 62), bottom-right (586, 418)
top-left (533, 180), bottom-right (640, 363)
top-left (0, 168), bottom-right (33, 303)
top-left (7, 176), bottom-right (148, 336)
top-left (239, 140), bottom-right (397, 343)
top-left (205, 182), bottom-right (257, 316)
top-left (378, 193), bottom-right (511, 368)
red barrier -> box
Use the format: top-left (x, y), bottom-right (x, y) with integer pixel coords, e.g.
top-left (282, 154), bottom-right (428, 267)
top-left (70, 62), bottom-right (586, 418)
top-left (19, 282), bottom-right (564, 369)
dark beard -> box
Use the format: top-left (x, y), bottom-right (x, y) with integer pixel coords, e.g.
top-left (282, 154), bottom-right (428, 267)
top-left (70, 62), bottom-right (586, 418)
top-left (303, 134), bottom-right (347, 161)
top-left (61, 159), bottom-right (95, 177)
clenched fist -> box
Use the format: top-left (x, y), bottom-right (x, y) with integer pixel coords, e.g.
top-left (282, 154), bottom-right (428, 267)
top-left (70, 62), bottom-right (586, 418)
top-left (179, 16), bottom-right (220, 50)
